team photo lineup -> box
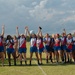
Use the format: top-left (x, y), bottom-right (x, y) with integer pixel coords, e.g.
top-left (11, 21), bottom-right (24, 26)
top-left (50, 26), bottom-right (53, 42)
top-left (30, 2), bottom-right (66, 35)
top-left (0, 25), bottom-right (75, 66)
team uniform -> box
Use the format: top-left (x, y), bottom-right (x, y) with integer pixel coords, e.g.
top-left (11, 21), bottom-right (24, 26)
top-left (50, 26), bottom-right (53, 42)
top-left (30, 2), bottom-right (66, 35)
top-left (61, 36), bottom-right (67, 62)
top-left (37, 37), bottom-right (44, 53)
top-left (66, 38), bottom-right (73, 52)
top-left (61, 36), bottom-right (67, 51)
top-left (18, 36), bottom-right (27, 53)
top-left (29, 36), bottom-right (40, 65)
top-left (6, 40), bottom-right (14, 54)
top-left (54, 38), bottom-right (61, 51)
top-left (72, 37), bottom-right (75, 51)
top-left (44, 37), bottom-right (51, 52)
top-left (0, 36), bottom-right (4, 52)
top-left (30, 37), bottom-right (37, 53)
top-left (72, 37), bottom-right (75, 63)
top-left (50, 38), bottom-right (55, 52)
top-left (6, 39), bottom-right (16, 66)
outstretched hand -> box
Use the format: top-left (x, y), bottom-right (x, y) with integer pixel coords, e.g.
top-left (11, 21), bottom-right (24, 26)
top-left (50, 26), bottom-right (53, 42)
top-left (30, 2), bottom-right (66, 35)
top-left (16, 26), bottom-right (18, 29)
top-left (25, 26), bottom-right (28, 30)
top-left (2, 25), bottom-right (5, 29)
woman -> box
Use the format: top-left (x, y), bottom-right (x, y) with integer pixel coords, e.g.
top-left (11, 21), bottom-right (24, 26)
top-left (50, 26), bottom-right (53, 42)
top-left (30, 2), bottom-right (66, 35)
top-left (16, 27), bottom-right (27, 65)
top-left (54, 34), bottom-right (61, 63)
top-left (50, 34), bottom-right (55, 62)
top-left (66, 33), bottom-right (73, 63)
top-left (13, 35), bottom-right (18, 57)
top-left (72, 32), bottom-right (75, 63)
top-left (26, 27), bottom-right (39, 65)
top-left (37, 27), bottom-right (44, 65)
top-left (44, 33), bottom-right (51, 63)
top-left (0, 25), bottom-right (5, 66)
top-left (6, 35), bottom-right (16, 66)
top-left (61, 33), bottom-right (67, 63)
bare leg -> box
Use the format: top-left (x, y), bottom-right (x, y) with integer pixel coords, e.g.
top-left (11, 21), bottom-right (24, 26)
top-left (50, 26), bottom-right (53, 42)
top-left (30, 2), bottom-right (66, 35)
top-left (7, 53), bottom-right (11, 66)
top-left (35, 52), bottom-right (39, 64)
top-left (19, 53), bottom-right (22, 65)
top-left (39, 53), bottom-right (42, 64)
top-left (12, 52), bottom-right (16, 65)
top-left (46, 51), bottom-right (48, 63)
top-left (23, 53), bottom-right (27, 65)
top-left (30, 52), bottom-right (33, 65)
top-left (0, 52), bottom-right (4, 66)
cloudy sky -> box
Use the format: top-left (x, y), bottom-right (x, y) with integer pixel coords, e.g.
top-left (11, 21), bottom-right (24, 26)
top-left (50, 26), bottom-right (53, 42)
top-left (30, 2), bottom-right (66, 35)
top-left (0, 0), bottom-right (75, 35)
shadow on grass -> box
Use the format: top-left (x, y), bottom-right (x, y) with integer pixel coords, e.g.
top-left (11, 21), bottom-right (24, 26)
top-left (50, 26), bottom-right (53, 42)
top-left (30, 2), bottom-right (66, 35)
top-left (0, 58), bottom-right (75, 67)
top-left (0, 62), bottom-right (75, 67)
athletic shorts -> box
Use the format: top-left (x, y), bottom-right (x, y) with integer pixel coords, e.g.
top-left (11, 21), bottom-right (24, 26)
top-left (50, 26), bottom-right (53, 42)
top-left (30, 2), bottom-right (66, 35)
top-left (7, 48), bottom-right (15, 54)
top-left (66, 48), bottom-right (72, 52)
top-left (54, 46), bottom-right (61, 51)
top-left (72, 45), bottom-right (75, 51)
top-left (38, 47), bottom-right (44, 53)
top-left (19, 48), bottom-right (27, 53)
top-left (50, 48), bottom-right (54, 52)
top-left (44, 45), bottom-right (51, 52)
top-left (0, 46), bottom-right (4, 52)
top-left (61, 45), bottom-right (67, 50)
top-left (30, 46), bottom-right (37, 53)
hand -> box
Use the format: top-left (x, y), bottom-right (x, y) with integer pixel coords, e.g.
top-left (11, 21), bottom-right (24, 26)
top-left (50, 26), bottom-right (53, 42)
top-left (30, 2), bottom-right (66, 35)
top-left (25, 26), bottom-right (28, 30)
top-left (39, 26), bottom-right (42, 29)
top-left (16, 26), bottom-right (18, 29)
top-left (2, 25), bottom-right (5, 29)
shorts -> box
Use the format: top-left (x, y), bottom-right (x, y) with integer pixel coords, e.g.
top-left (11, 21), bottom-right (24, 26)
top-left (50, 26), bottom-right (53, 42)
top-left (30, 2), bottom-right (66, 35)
top-left (7, 48), bottom-right (15, 54)
top-left (54, 46), bottom-right (61, 51)
top-left (19, 48), bottom-right (27, 53)
top-left (30, 46), bottom-right (37, 53)
top-left (66, 48), bottom-right (72, 52)
top-left (38, 47), bottom-right (44, 53)
top-left (61, 45), bottom-right (67, 50)
top-left (50, 48), bottom-right (54, 52)
top-left (0, 46), bottom-right (4, 52)
top-left (44, 45), bottom-right (51, 52)
top-left (72, 45), bottom-right (75, 51)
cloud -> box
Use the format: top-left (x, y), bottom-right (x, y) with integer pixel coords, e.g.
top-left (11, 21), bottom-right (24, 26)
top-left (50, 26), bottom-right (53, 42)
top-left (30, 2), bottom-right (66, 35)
top-left (29, 0), bottom-right (51, 21)
top-left (0, 0), bottom-right (75, 35)
top-left (32, 2), bottom-right (37, 6)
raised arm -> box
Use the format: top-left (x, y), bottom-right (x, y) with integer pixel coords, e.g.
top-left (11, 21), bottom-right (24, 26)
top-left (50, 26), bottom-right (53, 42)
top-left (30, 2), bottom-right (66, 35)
top-left (37, 27), bottom-right (43, 37)
top-left (24, 26), bottom-right (27, 37)
top-left (1, 25), bottom-right (5, 37)
top-left (16, 26), bottom-right (19, 37)
top-left (63, 28), bottom-right (66, 35)
top-left (25, 26), bottom-right (31, 37)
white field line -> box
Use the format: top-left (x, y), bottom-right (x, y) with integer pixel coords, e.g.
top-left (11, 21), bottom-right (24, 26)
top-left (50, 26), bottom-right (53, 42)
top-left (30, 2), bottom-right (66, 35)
top-left (33, 59), bottom-right (47, 75)
top-left (27, 50), bottom-right (47, 75)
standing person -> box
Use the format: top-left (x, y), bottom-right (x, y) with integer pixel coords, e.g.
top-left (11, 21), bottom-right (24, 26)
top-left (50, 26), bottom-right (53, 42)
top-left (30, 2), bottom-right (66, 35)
top-left (61, 33), bottom-right (67, 63)
top-left (54, 34), bottom-right (61, 63)
top-left (16, 27), bottom-right (27, 65)
top-left (66, 33), bottom-right (73, 63)
top-left (50, 34), bottom-right (55, 62)
top-left (0, 25), bottom-right (5, 66)
top-left (37, 27), bottom-right (44, 65)
top-left (6, 35), bottom-right (16, 66)
top-left (26, 27), bottom-right (39, 65)
top-left (44, 33), bottom-right (52, 63)
top-left (13, 35), bottom-right (19, 57)
top-left (72, 32), bottom-right (75, 63)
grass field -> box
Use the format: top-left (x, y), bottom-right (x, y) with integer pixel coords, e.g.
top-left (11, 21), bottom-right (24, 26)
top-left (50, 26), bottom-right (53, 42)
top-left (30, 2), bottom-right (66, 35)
top-left (0, 42), bottom-right (75, 75)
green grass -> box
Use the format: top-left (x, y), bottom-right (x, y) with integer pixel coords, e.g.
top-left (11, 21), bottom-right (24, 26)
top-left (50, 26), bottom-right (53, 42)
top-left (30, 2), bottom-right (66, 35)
top-left (0, 42), bottom-right (75, 75)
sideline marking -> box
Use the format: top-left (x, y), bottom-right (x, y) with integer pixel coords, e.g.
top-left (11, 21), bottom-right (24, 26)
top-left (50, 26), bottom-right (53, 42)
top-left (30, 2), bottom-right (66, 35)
top-left (34, 60), bottom-right (47, 75)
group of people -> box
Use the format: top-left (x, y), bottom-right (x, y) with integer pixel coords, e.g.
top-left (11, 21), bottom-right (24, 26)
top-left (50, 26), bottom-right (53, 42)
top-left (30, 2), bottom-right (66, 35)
top-left (0, 25), bottom-right (75, 66)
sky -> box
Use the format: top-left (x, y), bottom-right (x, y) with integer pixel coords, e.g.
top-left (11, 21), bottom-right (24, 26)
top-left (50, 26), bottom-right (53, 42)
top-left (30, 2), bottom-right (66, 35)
top-left (0, 0), bottom-right (75, 35)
